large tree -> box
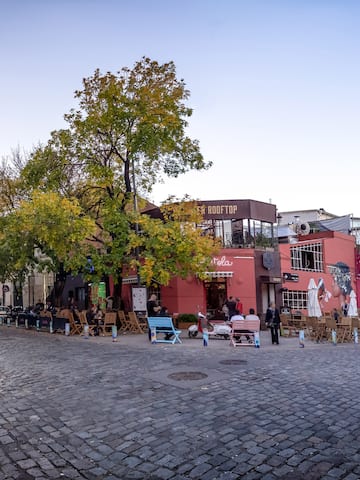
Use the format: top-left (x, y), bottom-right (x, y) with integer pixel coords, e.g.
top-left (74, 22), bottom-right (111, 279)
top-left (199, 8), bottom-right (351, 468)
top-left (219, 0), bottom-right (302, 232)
top-left (10, 58), bottom-right (217, 303)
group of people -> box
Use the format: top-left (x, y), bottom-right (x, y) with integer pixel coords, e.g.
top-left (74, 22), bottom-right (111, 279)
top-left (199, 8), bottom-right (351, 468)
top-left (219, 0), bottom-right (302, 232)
top-left (148, 292), bottom-right (283, 346)
top-left (222, 296), bottom-right (281, 345)
top-left (222, 296), bottom-right (243, 320)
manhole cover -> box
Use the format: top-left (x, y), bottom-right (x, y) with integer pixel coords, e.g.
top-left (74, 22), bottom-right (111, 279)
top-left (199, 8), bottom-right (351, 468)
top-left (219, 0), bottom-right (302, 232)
top-left (168, 371), bottom-right (208, 381)
top-left (219, 359), bottom-right (247, 365)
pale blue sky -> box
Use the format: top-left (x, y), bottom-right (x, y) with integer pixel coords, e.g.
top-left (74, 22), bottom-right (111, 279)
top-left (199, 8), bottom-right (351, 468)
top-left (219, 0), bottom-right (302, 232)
top-left (1, 0), bottom-right (359, 216)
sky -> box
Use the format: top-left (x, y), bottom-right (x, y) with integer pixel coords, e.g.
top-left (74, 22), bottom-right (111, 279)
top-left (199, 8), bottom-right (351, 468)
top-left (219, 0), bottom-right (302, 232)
top-left (1, 0), bottom-right (359, 217)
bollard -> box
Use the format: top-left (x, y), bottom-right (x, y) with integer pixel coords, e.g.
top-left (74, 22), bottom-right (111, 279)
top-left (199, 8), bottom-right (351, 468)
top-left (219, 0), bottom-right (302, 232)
top-left (331, 329), bottom-right (337, 345)
top-left (112, 325), bottom-right (117, 342)
top-left (254, 331), bottom-right (260, 348)
top-left (7, 316), bottom-right (11, 327)
top-left (65, 323), bottom-right (70, 336)
top-left (36, 319), bottom-right (40, 331)
top-left (299, 329), bottom-right (305, 348)
top-left (354, 327), bottom-right (358, 344)
top-left (203, 329), bottom-right (209, 347)
top-left (15, 317), bottom-right (18, 328)
top-left (83, 324), bottom-right (89, 339)
top-left (49, 320), bottom-right (54, 334)
top-left (25, 318), bottom-right (28, 329)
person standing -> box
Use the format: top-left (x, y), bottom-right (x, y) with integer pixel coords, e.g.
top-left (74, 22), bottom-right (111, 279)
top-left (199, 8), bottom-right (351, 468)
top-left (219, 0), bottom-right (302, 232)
top-left (225, 296), bottom-right (237, 320)
top-left (265, 301), bottom-right (281, 345)
top-left (235, 297), bottom-right (243, 315)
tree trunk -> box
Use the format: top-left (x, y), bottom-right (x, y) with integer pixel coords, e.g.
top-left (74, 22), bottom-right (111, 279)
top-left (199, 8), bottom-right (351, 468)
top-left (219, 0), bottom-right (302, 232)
top-left (112, 273), bottom-right (123, 310)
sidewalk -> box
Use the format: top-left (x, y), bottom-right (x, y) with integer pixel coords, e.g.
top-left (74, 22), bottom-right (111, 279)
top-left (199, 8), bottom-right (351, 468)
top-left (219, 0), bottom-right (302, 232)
top-left (0, 326), bottom-right (359, 479)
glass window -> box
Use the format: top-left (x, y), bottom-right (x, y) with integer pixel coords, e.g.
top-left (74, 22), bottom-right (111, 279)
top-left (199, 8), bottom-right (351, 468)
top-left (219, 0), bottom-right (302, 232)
top-left (290, 242), bottom-right (323, 272)
top-left (282, 290), bottom-right (308, 310)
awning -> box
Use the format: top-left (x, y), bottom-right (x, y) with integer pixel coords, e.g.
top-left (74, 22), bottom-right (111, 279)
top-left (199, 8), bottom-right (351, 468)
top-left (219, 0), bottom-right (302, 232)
top-left (204, 271), bottom-right (233, 278)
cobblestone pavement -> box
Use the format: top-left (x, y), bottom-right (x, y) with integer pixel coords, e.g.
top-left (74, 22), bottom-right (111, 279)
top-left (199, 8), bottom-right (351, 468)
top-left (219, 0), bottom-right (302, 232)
top-left (1, 326), bottom-right (360, 480)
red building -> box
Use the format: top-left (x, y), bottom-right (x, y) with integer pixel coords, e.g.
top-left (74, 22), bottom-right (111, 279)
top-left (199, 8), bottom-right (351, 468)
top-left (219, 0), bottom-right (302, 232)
top-left (157, 199), bottom-right (282, 319)
top-left (148, 201), bottom-right (359, 320)
top-left (279, 230), bottom-right (357, 316)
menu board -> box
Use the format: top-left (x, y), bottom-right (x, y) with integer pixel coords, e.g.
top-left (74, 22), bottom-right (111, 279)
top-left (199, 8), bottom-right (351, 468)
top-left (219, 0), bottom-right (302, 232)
top-left (132, 287), bottom-right (147, 312)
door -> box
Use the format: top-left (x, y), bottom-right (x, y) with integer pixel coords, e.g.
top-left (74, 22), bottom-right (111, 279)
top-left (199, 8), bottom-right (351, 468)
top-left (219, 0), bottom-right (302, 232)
top-left (204, 279), bottom-right (227, 318)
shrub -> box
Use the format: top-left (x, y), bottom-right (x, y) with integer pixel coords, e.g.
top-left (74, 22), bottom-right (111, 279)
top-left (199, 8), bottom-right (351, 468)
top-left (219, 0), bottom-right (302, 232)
top-left (176, 313), bottom-right (197, 324)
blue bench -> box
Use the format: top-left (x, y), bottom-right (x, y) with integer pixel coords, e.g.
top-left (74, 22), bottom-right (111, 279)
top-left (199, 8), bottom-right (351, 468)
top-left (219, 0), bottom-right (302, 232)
top-left (147, 317), bottom-right (182, 344)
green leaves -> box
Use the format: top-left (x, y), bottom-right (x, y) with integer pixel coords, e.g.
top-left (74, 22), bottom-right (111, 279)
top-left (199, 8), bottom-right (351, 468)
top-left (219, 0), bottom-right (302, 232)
top-left (1, 58), bottom-right (216, 295)
top-left (129, 199), bottom-right (220, 286)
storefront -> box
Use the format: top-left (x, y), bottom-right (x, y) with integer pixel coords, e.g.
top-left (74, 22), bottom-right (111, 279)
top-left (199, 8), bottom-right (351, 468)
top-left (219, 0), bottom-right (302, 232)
top-left (159, 199), bottom-right (282, 320)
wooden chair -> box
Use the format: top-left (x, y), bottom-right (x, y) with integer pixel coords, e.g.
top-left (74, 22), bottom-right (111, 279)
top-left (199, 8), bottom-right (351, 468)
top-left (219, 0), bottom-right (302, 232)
top-left (325, 317), bottom-right (338, 342)
top-left (78, 311), bottom-right (97, 336)
top-left (59, 309), bottom-right (82, 335)
top-left (127, 311), bottom-right (145, 334)
top-left (337, 318), bottom-right (353, 343)
top-left (313, 317), bottom-right (327, 343)
top-left (352, 317), bottom-right (359, 330)
top-left (118, 310), bottom-right (132, 332)
top-left (280, 314), bottom-right (297, 337)
top-left (99, 312), bottom-right (118, 336)
top-left (304, 316), bottom-right (316, 339)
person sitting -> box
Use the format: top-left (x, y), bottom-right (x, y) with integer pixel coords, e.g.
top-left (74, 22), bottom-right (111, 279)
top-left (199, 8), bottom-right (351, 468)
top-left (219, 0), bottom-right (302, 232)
top-left (230, 310), bottom-right (246, 342)
top-left (332, 308), bottom-right (340, 323)
top-left (159, 306), bottom-right (169, 316)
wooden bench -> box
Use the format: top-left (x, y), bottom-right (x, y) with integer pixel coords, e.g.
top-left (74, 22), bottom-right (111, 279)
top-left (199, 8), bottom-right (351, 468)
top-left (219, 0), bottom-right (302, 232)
top-left (230, 319), bottom-right (260, 347)
top-left (147, 317), bottom-right (182, 344)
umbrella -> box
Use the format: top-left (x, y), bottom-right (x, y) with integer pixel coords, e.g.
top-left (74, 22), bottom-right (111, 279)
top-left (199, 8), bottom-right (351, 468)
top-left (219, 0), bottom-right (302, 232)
top-left (307, 278), bottom-right (322, 317)
top-left (348, 290), bottom-right (358, 317)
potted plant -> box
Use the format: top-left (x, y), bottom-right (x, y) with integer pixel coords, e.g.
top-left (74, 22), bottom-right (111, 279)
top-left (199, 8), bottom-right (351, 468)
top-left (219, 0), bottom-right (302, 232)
top-left (176, 313), bottom-right (198, 329)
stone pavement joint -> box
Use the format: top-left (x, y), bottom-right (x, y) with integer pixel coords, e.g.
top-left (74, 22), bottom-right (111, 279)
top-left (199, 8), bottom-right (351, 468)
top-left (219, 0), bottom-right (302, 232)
top-left (0, 327), bottom-right (359, 479)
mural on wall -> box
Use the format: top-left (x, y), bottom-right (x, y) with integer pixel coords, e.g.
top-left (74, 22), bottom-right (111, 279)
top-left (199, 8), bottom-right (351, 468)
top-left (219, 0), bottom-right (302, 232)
top-left (317, 278), bottom-right (332, 312)
top-left (329, 262), bottom-right (356, 316)
top-left (309, 262), bottom-right (357, 317)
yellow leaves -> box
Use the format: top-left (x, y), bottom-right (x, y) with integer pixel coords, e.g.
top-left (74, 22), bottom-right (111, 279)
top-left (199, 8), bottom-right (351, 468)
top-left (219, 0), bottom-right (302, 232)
top-left (131, 199), bottom-right (219, 286)
top-left (13, 190), bottom-right (96, 261)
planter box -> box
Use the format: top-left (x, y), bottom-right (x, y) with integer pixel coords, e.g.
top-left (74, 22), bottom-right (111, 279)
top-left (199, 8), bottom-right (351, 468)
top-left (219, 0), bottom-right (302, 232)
top-left (177, 322), bottom-right (196, 330)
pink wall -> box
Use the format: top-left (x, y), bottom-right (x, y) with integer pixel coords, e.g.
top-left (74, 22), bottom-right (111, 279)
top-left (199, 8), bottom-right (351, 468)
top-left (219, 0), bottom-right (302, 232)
top-left (219, 250), bottom-right (257, 315)
top-left (160, 249), bottom-right (258, 316)
top-left (279, 231), bottom-right (356, 313)
top-left (161, 276), bottom-right (206, 315)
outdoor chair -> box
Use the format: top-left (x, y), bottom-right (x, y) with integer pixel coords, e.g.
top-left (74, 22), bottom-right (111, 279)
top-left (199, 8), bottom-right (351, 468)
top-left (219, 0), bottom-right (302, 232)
top-left (59, 309), bottom-right (82, 335)
top-left (127, 311), bottom-right (145, 334)
top-left (99, 312), bottom-right (117, 336)
top-left (280, 314), bottom-right (297, 337)
top-left (79, 310), bottom-right (97, 336)
top-left (325, 317), bottom-right (337, 342)
top-left (313, 317), bottom-right (327, 343)
top-left (337, 318), bottom-right (353, 343)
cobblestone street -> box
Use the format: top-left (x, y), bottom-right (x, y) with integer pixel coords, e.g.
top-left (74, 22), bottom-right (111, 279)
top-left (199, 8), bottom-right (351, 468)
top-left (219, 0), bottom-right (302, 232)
top-left (1, 327), bottom-right (360, 479)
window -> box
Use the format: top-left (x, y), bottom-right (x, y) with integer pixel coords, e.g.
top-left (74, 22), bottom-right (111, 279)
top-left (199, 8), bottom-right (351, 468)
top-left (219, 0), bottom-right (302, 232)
top-left (199, 218), bottom-right (275, 248)
top-left (282, 290), bottom-right (308, 310)
top-left (290, 242), bottom-right (323, 272)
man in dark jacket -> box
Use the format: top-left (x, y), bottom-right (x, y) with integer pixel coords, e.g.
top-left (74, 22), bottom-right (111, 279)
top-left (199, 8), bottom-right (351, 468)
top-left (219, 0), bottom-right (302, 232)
top-left (265, 301), bottom-right (281, 345)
